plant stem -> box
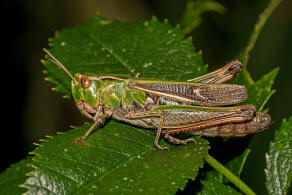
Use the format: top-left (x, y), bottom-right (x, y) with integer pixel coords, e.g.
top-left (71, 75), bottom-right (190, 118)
top-left (243, 0), bottom-right (282, 67)
top-left (204, 154), bottom-right (256, 195)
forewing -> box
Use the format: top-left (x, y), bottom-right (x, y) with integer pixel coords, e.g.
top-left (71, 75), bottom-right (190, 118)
top-left (129, 81), bottom-right (247, 106)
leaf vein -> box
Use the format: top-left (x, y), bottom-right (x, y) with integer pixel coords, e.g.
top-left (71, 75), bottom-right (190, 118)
top-left (38, 163), bottom-right (80, 185)
top-left (24, 182), bottom-right (58, 195)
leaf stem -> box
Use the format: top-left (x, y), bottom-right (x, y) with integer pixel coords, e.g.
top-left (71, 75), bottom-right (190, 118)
top-left (204, 154), bottom-right (256, 195)
top-left (243, 0), bottom-right (282, 67)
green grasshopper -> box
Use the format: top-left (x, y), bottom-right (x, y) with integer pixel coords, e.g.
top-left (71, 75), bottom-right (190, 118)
top-left (43, 48), bottom-right (271, 150)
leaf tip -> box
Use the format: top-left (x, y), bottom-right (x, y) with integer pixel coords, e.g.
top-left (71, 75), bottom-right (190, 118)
top-left (32, 142), bottom-right (41, 146)
top-left (40, 59), bottom-right (46, 64)
top-left (28, 151), bottom-right (38, 156)
top-left (63, 94), bottom-right (71, 99)
top-left (151, 15), bottom-right (158, 21)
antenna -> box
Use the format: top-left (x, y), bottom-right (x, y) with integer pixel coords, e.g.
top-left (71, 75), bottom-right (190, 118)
top-left (43, 48), bottom-right (78, 84)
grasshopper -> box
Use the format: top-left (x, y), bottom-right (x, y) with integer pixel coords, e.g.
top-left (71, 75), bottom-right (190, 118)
top-left (43, 48), bottom-right (271, 150)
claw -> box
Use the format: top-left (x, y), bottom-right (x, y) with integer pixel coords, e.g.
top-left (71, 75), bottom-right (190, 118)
top-left (74, 137), bottom-right (87, 146)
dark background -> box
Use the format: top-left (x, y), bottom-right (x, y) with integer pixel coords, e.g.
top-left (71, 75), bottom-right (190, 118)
top-left (1, 0), bottom-right (291, 193)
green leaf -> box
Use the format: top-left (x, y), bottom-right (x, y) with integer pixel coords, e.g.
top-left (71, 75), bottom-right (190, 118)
top-left (203, 154), bottom-right (255, 195)
top-left (196, 152), bottom-right (249, 194)
top-left (21, 121), bottom-right (209, 194)
top-left (265, 116), bottom-right (292, 195)
top-left (205, 149), bottom-right (251, 183)
top-left (180, 0), bottom-right (226, 35)
top-left (226, 149), bottom-right (251, 177)
top-left (197, 179), bottom-right (239, 195)
top-left (0, 158), bottom-right (33, 194)
top-left (235, 67), bottom-right (279, 111)
top-left (44, 14), bottom-right (206, 97)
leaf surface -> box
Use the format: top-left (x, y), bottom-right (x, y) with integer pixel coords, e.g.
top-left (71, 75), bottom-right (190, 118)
top-left (234, 67), bottom-right (278, 111)
top-left (265, 116), bottom-right (292, 195)
top-left (204, 149), bottom-right (251, 184)
top-left (0, 158), bottom-right (33, 194)
top-left (197, 179), bottom-right (239, 195)
top-left (22, 122), bottom-right (209, 194)
top-left (226, 149), bottom-right (251, 177)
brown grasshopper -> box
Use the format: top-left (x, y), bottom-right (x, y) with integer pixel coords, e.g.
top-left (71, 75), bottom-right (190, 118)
top-left (44, 48), bottom-right (271, 150)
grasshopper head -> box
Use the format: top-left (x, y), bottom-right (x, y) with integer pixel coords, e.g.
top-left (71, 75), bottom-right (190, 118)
top-left (71, 73), bottom-right (101, 108)
top-left (43, 48), bottom-right (101, 119)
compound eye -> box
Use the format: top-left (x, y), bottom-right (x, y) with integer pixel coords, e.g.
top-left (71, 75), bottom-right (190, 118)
top-left (81, 76), bottom-right (91, 89)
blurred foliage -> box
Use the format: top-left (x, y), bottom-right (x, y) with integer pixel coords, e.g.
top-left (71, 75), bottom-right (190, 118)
top-left (180, 0), bottom-right (226, 35)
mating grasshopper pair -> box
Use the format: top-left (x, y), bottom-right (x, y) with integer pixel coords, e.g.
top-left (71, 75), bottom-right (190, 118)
top-left (44, 48), bottom-right (271, 150)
